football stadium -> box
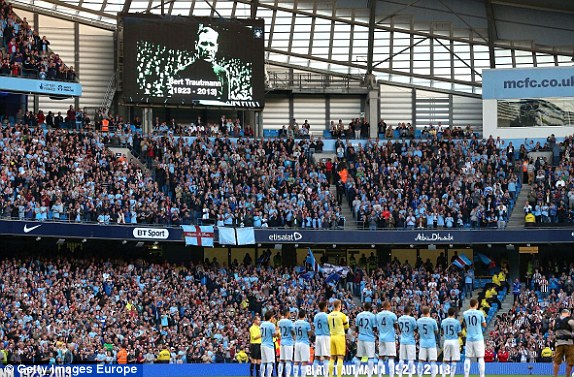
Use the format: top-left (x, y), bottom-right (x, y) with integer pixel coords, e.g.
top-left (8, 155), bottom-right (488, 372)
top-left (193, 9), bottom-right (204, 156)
top-left (0, 0), bottom-right (573, 376)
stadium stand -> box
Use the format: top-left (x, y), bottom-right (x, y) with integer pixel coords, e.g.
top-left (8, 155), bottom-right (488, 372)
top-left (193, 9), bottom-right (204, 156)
top-left (4, 111), bottom-right (574, 230)
top-left (0, 252), bottom-right (465, 364)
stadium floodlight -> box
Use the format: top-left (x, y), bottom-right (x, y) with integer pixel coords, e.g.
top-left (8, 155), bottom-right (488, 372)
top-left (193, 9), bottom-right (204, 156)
top-left (56, 239), bottom-right (65, 245)
top-left (36, 237), bottom-right (41, 241)
top-left (122, 240), bottom-right (128, 245)
top-left (135, 242), bottom-right (144, 248)
top-left (82, 239), bottom-right (87, 243)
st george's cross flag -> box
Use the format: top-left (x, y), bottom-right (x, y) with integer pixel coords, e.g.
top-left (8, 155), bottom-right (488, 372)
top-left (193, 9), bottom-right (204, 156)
top-left (182, 225), bottom-right (214, 247)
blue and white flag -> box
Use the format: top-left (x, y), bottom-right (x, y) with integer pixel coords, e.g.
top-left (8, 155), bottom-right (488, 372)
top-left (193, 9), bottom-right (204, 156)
top-left (305, 248), bottom-right (322, 272)
top-left (217, 227), bottom-right (256, 245)
top-left (236, 227), bottom-right (256, 245)
top-left (218, 227), bottom-right (237, 245)
top-left (452, 255), bottom-right (472, 269)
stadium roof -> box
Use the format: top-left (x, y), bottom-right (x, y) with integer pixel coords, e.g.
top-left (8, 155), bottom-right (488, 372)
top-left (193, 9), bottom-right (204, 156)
top-left (12, 0), bottom-right (574, 95)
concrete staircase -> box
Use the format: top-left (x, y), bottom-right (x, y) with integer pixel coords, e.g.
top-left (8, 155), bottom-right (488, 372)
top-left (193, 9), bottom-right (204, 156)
top-left (329, 184), bottom-right (356, 229)
top-left (108, 146), bottom-right (152, 175)
top-left (313, 151), bottom-right (356, 229)
top-left (506, 184), bottom-right (530, 229)
top-left (484, 293), bottom-right (515, 340)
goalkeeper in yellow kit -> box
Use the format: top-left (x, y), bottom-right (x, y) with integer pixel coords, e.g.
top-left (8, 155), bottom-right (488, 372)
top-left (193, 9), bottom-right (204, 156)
top-left (327, 299), bottom-right (349, 377)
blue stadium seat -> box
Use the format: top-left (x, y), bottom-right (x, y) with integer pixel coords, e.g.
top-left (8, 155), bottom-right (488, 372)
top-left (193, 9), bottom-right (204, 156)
top-left (263, 129), bottom-right (279, 138)
top-left (323, 129), bottom-right (332, 139)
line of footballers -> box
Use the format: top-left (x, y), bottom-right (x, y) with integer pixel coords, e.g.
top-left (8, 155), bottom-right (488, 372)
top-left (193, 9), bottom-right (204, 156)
top-left (250, 298), bottom-right (487, 377)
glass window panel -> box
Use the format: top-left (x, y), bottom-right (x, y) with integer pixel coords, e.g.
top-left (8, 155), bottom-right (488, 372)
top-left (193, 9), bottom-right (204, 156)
top-left (495, 48), bottom-right (512, 58)
top-left (392, 60), bottom-right (410, 69)
top-left (515, 55), bottom-right (533, 65)
top-left (312, 47), bottom-right (330, 56)
top-left (413, 67), bottom-right (430, 76)
top-left (434, 67), bottom-right (451, 76)
top-left (333, 38), bottom-right (349, 47)
top-left (313, 18), bottom-right (332, 32)
top-left (271, 38), bottom-right (289, 49)
top-left (453, 43), bottom-right (470, 53)
top-left (312, 38), bottom-right (331, 47)
top-left (413, 52), bottom-right (431, 61)
top-left (433, 53), bottom-right (451, 62)
top-left (434, 60), bottom-right (451, 68)
top-left (294, 16), bottom-right (312, 32)
top-left (292, 39), bottom-right (311, 48)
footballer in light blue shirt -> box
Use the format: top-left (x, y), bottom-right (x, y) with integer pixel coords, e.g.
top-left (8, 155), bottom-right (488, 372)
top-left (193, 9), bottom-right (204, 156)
top-left (313, 302), bottom-right (330, 377)
top-left (353, 303), bottom-right (377, 377)
top-left (277, 309), bottom-right (295, 377)
top-left (260, 310), bottom-right (279, 377)
top-left (441, 307), bottom-right (462, 377)
top-left (462, 299), bottom-right (487, 377)
top-left (416, 307), bottom-right (439, 377)
top-left (397, 307), bottom-right (417, 377)
top-left (375, 302), bottom-right (398, 377)
top-left (293, 309), bottom-right (313, 377)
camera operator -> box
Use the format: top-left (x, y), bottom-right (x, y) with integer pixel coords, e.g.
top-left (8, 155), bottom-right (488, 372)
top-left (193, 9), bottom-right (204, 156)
top-left (552, 308), bottom-right (574, 377)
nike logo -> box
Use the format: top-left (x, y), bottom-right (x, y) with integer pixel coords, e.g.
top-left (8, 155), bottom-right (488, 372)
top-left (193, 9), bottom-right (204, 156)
top-left (23, 224), bottom-right (42, 233)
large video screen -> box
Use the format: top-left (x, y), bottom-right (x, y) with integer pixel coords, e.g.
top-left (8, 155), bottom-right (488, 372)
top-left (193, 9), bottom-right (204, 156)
top-left (122, 14), bottom-right (265, 108)
top-left (497, 98), bottom-right (574, 127)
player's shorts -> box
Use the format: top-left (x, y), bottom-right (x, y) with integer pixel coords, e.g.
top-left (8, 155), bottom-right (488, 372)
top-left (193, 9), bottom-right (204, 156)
top-left (465, 340), bottom-right (485, 358)
top-left (250, 343), bottom-right (262, 360)
top-left (330, 335), bottom-right (346, 356)
top-left (315, 335), bottom-right (331, 357)
top-left (418, 347), bottom-right (437, 361)
top-left (554, 345), bottom-right (574, 366)
top-left (399, 344), bottom-right (416, 361)
top-left (280, 345), bottom-right (294, 361)
top-left (356, 341), bottom-right (376, 358)
top-left (294, 343), bottom-right (311, 362)
top-left (262, 345), bottom-right (275, 363)
top-left (378, 342), bottom-right (396, 357)
top-left (443, 340), bottom-right (460, 361)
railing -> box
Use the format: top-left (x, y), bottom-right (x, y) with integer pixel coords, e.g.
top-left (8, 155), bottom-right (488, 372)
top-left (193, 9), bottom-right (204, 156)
top-left (100, 74), bottom-right (117, 114)
top-left (266, 71), bottom-right (364, 91)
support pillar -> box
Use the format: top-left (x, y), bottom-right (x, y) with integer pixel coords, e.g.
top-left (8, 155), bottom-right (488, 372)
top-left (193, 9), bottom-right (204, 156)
top-left (365, 80), bottom-right (379, 139)
top-left (244, 109), bottom-right (260, 138)
top-left (142, 107), bottom-right (153, 134)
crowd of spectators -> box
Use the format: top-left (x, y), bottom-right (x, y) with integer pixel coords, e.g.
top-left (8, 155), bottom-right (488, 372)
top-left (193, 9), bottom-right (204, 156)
top-left (331, 134), bottom-right (519, 230)
top-left (487, 257), bottom-right (574, 363)
top-left (0, 123), bottom-right (347, 228)
top-left (522, 134), bottom-right (574, 225)
top-left (3, 105), bottom-right (574, 231)
top-left (0, 0), bottom-right (76, 81)
top-left (0, 251), bottom-right (467, 365)
top-left (129, 132), bottom-right (343, 228)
